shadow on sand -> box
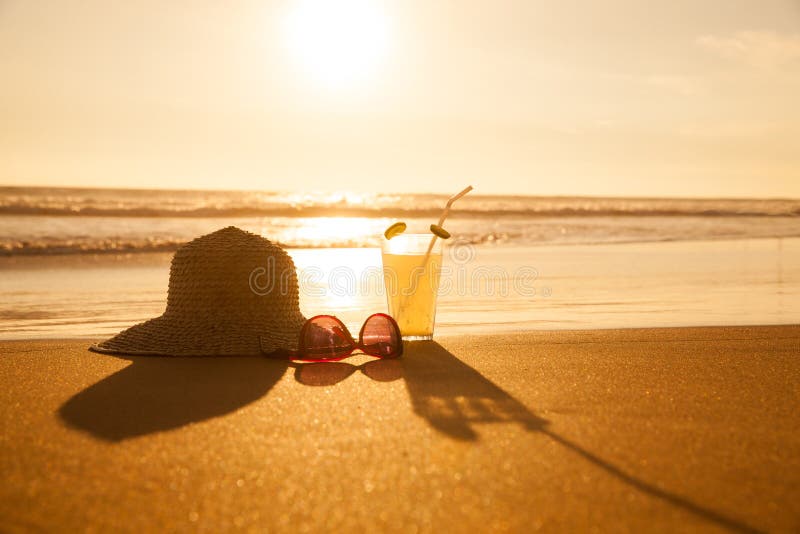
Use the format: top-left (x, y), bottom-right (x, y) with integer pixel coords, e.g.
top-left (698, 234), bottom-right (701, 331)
top-left (59, 355), bottom-right (289, 442)
top-left (400, 341), bottom-right (761, 534)
top-left (292, 358), bottom-right (404, 386)
top-left (61, 342), bottom-right (759, 532)
top-left (403, 341), bottom-right (547, 439)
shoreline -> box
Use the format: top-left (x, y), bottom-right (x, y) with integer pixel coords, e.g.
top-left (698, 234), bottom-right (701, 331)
top-left (2, 238), bottom-right (799, 340)
top-left (0, 322), bottom-right (800, 347)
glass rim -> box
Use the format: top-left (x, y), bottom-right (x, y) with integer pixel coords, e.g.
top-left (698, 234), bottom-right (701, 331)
top-left (381, 233), bottom-right (443, 253)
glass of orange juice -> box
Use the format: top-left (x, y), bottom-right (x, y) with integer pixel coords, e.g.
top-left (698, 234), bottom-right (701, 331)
top-left (381, 234), bottom-right (443, 340)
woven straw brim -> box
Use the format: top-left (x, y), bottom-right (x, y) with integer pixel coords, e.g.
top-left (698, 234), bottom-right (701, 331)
top-left (90, 312), bottom-right (305, 357)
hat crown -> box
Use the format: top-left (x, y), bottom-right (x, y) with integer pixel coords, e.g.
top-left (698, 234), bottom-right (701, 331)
top-left (92, 226), bottom-right (306, 356)
top-left (164, 226), bottom-right (300, 323)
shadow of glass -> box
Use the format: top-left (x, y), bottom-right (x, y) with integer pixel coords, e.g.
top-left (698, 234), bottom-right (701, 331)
top-left (402, 340), bottom-right (547, 440)
top-left (294, 359), bottom-right (403, 386)
top-left (541, 430), bottom-right (761, 533)
top-left (401, 341), bottom-right (760, 534)
top-left (59, 354), bottom-right (289, 442)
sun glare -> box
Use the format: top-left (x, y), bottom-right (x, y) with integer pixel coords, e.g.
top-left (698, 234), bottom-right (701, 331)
top-left (282, 0), bottom-right (390, 90)
top-left (289, 216), bottom-right (382, 246)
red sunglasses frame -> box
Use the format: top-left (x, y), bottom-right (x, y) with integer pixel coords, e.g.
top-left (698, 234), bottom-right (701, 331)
top-left (267, 313), bottom-right (403, 362)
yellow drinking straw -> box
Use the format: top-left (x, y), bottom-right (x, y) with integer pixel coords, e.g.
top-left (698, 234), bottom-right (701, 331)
top-left (425, 185), bottom-right (473, 256)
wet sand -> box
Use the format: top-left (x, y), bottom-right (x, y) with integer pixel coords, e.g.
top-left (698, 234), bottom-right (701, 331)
top-left (1, 325), bottom-right (798, 532)
top-left (2, 238), bottom-right (799, 340)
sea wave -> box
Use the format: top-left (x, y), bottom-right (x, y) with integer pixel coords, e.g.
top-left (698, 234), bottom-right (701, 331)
top-left (1, 186), bottom-right (799, 218)
top-left (0, 239), bottom-right (184, 256)
top-left (3, 225), bottom-right (800, 256)
top-left (2, 203), bottom-right (799, 218)
top-left (2, 187), bottom-right (799, 256)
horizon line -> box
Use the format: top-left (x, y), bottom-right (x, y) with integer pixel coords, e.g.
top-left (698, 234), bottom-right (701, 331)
top-left (1, 183), bottom-right (798, 203)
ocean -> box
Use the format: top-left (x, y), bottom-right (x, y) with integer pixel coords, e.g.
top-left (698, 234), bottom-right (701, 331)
top-left (2, 186), bottom-right (799, 255)
top-left (1, 186), bottom-right (799, 339)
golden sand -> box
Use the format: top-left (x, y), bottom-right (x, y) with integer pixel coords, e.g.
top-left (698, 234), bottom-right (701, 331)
top-left (1, 325), bottom-right (798, 532)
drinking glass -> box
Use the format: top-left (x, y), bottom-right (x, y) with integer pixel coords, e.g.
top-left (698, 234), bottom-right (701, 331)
top-left (381, 234), bottom-right (443, 340)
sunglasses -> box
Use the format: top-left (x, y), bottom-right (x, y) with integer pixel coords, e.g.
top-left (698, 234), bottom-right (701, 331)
top-left (266, 313), bottom-right (403, 362)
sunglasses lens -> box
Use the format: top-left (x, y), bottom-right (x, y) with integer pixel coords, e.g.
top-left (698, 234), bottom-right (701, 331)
top-left (303, 316), bottom-right (354, 359)
top-left (361, 314), bottom-right (401, 358)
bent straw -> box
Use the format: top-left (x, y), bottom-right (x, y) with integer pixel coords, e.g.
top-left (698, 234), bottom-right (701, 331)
top-left (396, 185), bottom-right (472, 335)
top-left (425, 185), bottom-right (473, 256)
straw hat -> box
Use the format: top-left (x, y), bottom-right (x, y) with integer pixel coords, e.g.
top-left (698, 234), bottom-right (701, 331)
top-left (91, 226), bottom-right (306, 356)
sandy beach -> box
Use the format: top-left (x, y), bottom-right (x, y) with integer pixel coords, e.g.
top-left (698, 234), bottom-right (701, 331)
top-left (1, 325), bottom-right (798, 532)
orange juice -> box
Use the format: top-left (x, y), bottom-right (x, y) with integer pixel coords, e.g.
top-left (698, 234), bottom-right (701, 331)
top-left (381, 235), bottom-right (443, 340)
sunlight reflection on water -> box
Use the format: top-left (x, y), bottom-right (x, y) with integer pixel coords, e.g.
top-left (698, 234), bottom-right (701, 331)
top-left (1, 239), bottom-right (799, 340)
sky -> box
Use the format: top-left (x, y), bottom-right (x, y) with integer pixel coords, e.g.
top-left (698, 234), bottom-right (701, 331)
top-left (1, 0), bottom-right (799, 198)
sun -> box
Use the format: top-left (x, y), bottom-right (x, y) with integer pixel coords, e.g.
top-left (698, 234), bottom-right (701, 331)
top-left (282, 0), bottom-right (390, 90)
